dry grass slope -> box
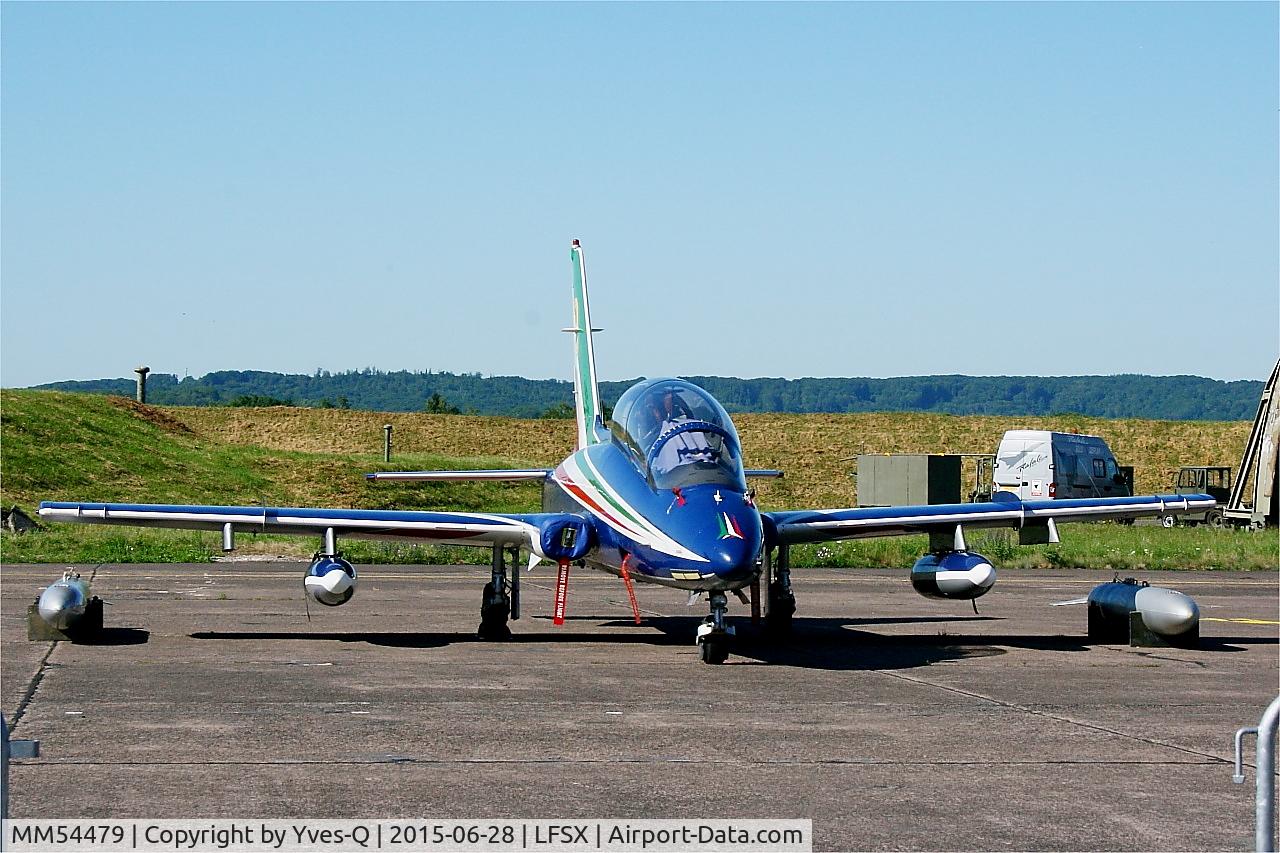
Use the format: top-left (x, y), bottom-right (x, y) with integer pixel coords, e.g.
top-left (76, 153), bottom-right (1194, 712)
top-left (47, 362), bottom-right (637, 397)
top-left (3, 393), bottom-right (1267, 568)
top-left (171, 406), bottom-right (1249, 511)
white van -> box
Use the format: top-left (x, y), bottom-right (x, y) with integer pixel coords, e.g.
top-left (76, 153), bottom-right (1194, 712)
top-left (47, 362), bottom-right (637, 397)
top-left (993, 430), bottom-right (1130, 500)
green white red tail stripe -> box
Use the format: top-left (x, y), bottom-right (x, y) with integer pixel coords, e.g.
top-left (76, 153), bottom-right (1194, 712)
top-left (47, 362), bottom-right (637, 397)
top-left (567, 240), bottom-right (603, 450)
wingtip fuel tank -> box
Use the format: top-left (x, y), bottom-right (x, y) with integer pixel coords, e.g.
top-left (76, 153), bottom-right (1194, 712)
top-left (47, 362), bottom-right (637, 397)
top-left (911, 551), bottom-right (997, 600)
top-left (1087, 578), bottom-right (1200, 647)
top-left (29, 570), bottom-right (103, 640)
top-left (36, 571), bottom-right (91, 630)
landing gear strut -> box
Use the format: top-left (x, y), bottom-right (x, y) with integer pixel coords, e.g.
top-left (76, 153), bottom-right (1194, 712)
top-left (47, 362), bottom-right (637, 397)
top-left (478, 545), bottom-right (520, 640)
top-left (764, 544), bottom-right (796, 636)
top-left (696, 590), bottom-right (734, 665)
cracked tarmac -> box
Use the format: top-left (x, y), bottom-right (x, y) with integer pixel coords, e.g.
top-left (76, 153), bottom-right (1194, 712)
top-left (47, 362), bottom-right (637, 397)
top-left (2, 563), bottom-right (1276, 851)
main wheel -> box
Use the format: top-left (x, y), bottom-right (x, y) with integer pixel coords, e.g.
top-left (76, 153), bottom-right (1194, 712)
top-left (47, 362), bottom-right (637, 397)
top-left (764, 585), bottom-right (796, 636)
top-left (700, 638), bottom-right (729, 665)
top-left (1205, 509), bottom-right (1224, 528)
top-left (1161, 515), bottom-right (1176, 528)
top-left (477, 582), bottom-right (511, 641)
top-left (478, 616), bottom-right (511, 641)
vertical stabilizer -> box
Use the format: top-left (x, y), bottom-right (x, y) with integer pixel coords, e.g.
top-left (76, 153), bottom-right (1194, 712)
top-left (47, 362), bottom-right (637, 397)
top-left (566, 239), bottom-right (604, 449)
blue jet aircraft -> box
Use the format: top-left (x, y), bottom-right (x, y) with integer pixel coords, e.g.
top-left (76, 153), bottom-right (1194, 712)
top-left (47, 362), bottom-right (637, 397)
top-left (39, 241), bottom-right (1215, 663)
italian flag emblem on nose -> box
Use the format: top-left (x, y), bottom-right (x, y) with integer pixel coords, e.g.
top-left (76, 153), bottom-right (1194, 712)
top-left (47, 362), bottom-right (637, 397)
top-left (718, 512), bottom-right (744, 540)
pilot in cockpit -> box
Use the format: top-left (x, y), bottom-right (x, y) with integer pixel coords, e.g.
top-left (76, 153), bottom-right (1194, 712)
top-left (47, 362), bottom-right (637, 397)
top-left (648, 389), bottom-right (715, 475)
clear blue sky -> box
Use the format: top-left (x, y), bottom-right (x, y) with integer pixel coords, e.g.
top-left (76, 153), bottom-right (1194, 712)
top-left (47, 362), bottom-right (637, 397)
top-left (2, 2), bottom-right (1276, 388)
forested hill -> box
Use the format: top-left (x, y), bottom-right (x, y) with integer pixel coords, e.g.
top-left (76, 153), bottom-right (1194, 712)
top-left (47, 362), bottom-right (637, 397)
top-left (28, 370), bottom-right (1263, 420)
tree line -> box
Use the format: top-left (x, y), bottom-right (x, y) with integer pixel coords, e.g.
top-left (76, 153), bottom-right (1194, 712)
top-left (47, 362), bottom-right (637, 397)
top-left (30, 368), bottom-right (1264, 421)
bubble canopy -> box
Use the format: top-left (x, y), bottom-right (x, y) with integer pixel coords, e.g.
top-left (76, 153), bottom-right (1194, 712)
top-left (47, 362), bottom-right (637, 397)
top-left (608, 379), bottom-right (746, 490)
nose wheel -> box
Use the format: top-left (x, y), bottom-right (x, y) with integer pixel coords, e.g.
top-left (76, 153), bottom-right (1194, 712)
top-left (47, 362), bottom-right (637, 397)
top-left (696, 591), bottom-right (734, 665)
top-left (698, 632), bottom-right (730, 665)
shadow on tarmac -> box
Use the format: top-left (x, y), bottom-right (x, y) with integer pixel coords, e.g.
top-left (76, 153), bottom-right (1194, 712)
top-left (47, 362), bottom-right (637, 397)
top-left (191, 629), bottom-right (690, 649)
top-left (186, 614), bottom-right (1079, 671)
top-left (1198, 637), bottom-right (1276, 650)
top-left (71, 627), bottom-right (150, 646)
top-left (696, 616), bottom-right (1021, 670)
top-left (190, 616), bottom-right (1269, 669)
top-left (192, 631), bottom-right (454, 649)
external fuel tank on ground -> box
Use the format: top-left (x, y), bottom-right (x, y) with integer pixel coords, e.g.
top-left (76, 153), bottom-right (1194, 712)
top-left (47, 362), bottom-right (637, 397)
top-left (28, 570), bottom-right (102, 640)
top-left (1086, 578), bottom-right (1200, 647)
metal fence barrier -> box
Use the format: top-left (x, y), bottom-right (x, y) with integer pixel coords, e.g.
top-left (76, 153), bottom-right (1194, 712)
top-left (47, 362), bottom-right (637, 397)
top-left (1234, 694), bottom-right (1280, 852)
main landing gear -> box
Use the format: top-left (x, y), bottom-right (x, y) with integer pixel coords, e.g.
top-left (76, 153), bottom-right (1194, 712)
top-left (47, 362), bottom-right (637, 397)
top-left (478, 544), bottom-right (521, 641)
top-left (764, 543), bottom-right (796, 637)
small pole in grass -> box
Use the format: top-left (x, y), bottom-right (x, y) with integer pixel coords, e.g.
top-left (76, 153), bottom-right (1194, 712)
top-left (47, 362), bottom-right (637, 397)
top-left (134, 366), bottom-right (151, 403)
top-left (383, 424), bottom-right (392, 463)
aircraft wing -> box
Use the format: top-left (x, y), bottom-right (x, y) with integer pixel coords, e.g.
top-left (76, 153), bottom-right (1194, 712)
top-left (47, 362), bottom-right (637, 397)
top-left (37, 501), bottom-right (593, 562)
top-left (366, 469), bottom-right (551, 482)
top-left (763, 493), bottom-right (1217, 546)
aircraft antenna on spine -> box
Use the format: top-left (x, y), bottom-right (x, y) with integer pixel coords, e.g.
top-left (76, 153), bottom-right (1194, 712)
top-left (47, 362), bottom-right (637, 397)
top-left (565, 239), bottom-right (604, 449)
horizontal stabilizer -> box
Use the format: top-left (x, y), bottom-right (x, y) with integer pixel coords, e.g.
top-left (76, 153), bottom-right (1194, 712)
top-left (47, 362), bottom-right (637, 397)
top-left (366, 469), bottom-right (551, 482)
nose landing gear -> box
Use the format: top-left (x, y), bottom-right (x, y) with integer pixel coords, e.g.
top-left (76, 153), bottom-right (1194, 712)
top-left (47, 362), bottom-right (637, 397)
top-left (696, 590), bottom-right (734, 664)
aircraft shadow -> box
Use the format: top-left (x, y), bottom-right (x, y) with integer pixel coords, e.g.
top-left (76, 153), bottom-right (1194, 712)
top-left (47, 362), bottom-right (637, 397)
top-left (631, 615), bottom-right (1027, 670)
top-left (190, 629), bottom-right (689, 649)
top-left (188, 617), bottom-right (1031, 671)
top-left (601, 614), bottom-right (1264, 669)
top-left (190, 618), bottom-right (1268, 669)
top-left (1198, 637), bottom-right (1275, 651)
top-left (192, 631), bottom-right (453, 649)
top-left (70, 627), bottom-right (150, 646)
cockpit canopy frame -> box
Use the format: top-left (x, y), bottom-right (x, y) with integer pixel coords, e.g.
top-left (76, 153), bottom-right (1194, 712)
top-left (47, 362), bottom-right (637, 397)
top-left (608, 379), bottom-right (746, 490)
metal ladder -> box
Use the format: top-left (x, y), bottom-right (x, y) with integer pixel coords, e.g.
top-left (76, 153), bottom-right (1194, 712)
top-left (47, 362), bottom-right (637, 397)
top-left (1225, 358), bottom-right (1279, 526)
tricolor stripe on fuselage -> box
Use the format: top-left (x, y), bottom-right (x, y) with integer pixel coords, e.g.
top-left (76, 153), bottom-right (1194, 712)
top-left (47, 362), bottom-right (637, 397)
top-left (553, 452), bottom-right (708, 563)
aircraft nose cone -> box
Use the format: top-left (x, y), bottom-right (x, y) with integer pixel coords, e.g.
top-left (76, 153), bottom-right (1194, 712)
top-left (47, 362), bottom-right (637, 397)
top-left (37, 583), bottom-right (86, 629)
top-left (704, 520), bottom-right (762, 586)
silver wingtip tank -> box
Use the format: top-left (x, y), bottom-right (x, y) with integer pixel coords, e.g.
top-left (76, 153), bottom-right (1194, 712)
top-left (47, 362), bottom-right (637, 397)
top-left (36, 571), bottom-right (91, 630)
top-left (1132, 584), bottom-right (1200, 636)
top-left (1087, 577), bottom-right (1200, 647)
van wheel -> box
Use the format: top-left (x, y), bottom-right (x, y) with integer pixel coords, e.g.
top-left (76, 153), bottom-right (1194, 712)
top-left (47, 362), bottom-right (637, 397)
top-left (1160, 515), bottom-right (1176, 528)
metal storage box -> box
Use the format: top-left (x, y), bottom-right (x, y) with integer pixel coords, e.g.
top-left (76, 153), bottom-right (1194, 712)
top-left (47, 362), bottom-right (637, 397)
top-left (857, 454), bottom-right (963, 507)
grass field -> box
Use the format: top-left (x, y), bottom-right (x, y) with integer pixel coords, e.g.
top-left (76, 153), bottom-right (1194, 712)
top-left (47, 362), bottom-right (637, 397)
top-left (2, 390), bottom-right (1272, 570)
top-left (168, 404), bottom-right (1252, 507)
